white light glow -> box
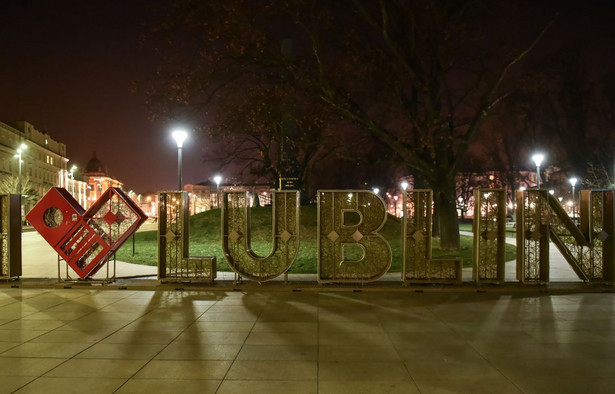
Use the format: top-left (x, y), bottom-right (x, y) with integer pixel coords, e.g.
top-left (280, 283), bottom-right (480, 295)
top-left (172, 129), bottom-right (188, 148)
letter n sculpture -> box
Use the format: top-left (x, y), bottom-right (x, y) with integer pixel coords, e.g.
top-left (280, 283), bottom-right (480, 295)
top-left (516, 189), bottom-right (614, 283)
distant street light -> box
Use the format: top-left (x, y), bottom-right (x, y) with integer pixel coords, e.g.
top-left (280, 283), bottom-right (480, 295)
top-left (13, 143), bottom-right (27, 195)
top-left (171, 129), bottom-right (188, 191)
top-left (399, 181), bottom-right (409, 219)
top-left (372, 187), bottom-right (379, 195)
top-left (569, 177), bottom-right (578, 219)
top-left (70, 165), bottom-right (77, 194)
top-left (214, 175), bottom-right (222, 208)
top-left (532, 153), bottom-right (544, 188)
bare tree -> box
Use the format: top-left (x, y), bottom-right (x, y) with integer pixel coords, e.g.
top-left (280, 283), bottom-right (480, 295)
top-left (287, 1), bottom-right (551, 248)
top-left (144, 0), bottom-right (552, 249)
top-left (0, 176), bottom-right (40, 204)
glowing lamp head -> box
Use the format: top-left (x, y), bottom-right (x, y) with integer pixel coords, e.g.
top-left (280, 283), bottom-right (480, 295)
top-left (569, 177), bottom-right (578, 187)
top-left (172, 129), bottom-right (188, 148)
top-left (214, 175), bottom-right (222, 186)
top-left (401, 181), bottom-right (409, 191)
top-left (532, 153), bottom-right (544, 167)
top-left (14, 143), bottom-right (27, 158)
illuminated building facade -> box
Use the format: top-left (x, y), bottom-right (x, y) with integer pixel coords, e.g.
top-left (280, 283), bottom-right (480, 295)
top-left (0, 121), bottom-right (89, 214)
top-left (83, 152), bottom-right (123, 208)
top-left (0, 121), bottom-right (90, 211)
top-left (0, 121), bottom-right (66, 194)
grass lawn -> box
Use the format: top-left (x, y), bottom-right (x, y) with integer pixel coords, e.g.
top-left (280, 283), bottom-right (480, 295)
top-left (116, 205), bottom-right (516, 273)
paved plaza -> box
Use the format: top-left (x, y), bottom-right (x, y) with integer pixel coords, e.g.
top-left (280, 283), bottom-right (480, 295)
top-left (2, 229), bottom-right (614, 393)
top-left (1, 287), bottom-right (615, 393)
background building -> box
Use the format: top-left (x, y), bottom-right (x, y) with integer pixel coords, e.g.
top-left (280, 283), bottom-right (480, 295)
top-left (0, 121), bottom-right (85, 214)
top-left (0, 121), bottom-right (67, 195)
top-left (81, 152), bottom-right (124, 208)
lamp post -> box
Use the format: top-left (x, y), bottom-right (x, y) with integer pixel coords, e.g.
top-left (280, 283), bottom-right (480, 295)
top-left (393, 195), bottom-right (398, 217)
top-left (13, 143), bottom-right (27, 195)
top-left (69, 165), bottom-right (77, 195)
top-left (532, 153), bottom-right (544, 188)
top-left (372, 187), bottom-right (379, 195)
top-left (400, 181), bottom-right (409, 218)
top-left (214, 175), bottom-right (222, 208)
top-left (171, 129), bottom-right (188, 191)
top-left (569, 177), bottom-right (578, 219)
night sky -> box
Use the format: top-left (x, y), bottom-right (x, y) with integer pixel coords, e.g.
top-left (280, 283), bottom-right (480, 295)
top-left (0, 0), bottom-right (210, 193)
top-left (1, 1), bottom-right (614, 193)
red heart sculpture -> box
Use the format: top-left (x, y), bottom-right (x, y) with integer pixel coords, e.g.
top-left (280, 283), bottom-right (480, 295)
top-left (26, 187), bottom-right (147, 278)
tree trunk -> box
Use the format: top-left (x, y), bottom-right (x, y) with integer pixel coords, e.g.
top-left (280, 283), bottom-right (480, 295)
top-left (432, 181), bottom-right (460, 250)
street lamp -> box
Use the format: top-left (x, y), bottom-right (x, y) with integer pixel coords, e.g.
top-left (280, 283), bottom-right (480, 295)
top-left (171, 129), bottom-right (188, 191)
top-left (372, 187), bottom-right (379, 195)
top-left (532, 153), bottom-right (544, 188)
top-left (214, 174), bottom-right (222, 208)
top-left (569, 177), bottom-right (578, 219)
top-left (69, 165), bottom-right (77, 195)
top-left (13, 143), bottom-right (27, 195)
top-left (401, 181), bottom-right (409, 191)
